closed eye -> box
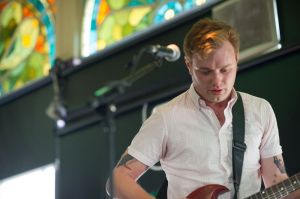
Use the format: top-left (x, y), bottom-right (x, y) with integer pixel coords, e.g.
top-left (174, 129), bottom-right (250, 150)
top-left (195, 68), bottom-right (212, 75)
top-left (221, 68), bottom-right (228, 73)
top-left (199, 70), bottom-right (211, 75)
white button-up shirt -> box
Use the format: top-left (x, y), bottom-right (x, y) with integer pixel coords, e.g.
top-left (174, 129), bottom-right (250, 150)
top-left (128, 85), bottom-right (282, 199)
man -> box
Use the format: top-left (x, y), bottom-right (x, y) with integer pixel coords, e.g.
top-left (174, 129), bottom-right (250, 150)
top-left (108, 19), bottom-right (297, 199)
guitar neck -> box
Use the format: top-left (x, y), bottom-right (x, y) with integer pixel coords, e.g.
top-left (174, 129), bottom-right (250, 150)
top-left (246, 173), bottom-right (300, 199)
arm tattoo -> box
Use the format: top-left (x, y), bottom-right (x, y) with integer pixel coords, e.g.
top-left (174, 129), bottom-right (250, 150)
top-left (117, 154), bottom-right (135, 168)
top-left (273, 156), bottom-right (287, 174)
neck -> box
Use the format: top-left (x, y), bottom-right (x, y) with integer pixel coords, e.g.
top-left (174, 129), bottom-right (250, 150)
top-left (204, 92), bottom-right (234, 126)
top-left (206, 99), bottom-right (229, 110)
top-left (205, 93), bottom-right (233, 110)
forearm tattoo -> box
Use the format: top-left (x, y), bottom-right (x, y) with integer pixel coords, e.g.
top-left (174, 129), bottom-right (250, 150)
top-left (273, 156), bottom-right (287, 174)
top-left (117, 154), bottom-right (135, 169)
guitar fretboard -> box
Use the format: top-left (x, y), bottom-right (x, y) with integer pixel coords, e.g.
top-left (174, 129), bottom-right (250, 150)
top-left (245, 173), bottom-right (300, 199)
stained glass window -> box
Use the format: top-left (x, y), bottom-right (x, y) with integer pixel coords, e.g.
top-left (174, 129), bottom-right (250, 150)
top-left (0, 0), bottom-right (55, 96)
top-left (82, 0), bottom-right (218, 57)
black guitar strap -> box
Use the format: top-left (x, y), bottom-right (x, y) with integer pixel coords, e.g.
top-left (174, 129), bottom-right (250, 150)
top-left (232, 92), bottom-right (247, 199)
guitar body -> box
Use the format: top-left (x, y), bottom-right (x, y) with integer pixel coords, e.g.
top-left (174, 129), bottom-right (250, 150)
top-left (186, 184), bottom-right (229, 199)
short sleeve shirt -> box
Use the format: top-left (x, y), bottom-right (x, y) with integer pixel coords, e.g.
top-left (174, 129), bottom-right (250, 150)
top-left (128, 85), bottom-right (282, 199)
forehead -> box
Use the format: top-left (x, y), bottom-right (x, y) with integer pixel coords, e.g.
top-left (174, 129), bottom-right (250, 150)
top-left (190, 41), bottom-right (237, 68)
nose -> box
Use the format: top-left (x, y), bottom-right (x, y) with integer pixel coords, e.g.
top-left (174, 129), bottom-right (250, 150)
top-left (211, 72), bottom-right (222, 87)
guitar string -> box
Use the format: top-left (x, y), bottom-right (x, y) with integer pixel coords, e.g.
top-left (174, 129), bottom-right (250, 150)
top-left (257, 182), bottom-right (300, 199)
top-left (246, 175), bottom-right (300, 199)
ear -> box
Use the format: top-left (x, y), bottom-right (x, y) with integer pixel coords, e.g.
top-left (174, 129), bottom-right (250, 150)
top-left (184, 56), bottom-right (192, 74)
top-left (235, 52), bottom-right (239, 62)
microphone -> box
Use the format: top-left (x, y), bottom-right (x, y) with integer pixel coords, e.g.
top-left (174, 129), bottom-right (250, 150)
top-left (146, 44), bottom-right (181, 62)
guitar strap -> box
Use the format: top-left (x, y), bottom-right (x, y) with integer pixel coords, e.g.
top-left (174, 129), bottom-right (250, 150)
top-left (232, 92), bottom-right (247, 199)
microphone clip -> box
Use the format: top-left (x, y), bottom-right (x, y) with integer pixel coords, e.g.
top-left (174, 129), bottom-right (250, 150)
top-left (46, 59), bottom-right (68, 128)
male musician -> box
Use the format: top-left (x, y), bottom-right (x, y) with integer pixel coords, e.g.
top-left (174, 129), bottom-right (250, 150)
top-left (107, 18), bottom-right (299, 199)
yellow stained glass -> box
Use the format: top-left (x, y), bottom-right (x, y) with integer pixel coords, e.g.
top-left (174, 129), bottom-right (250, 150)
top-left (128, 6), bottom-right (151, 26)
top-left (113, 24), bottom-right (122, 41)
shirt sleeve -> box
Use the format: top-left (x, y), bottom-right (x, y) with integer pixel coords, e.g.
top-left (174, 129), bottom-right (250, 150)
top-left (259, 99), bottom-right (283, 158)
top-left (128, 107), bottom-right (168, 167)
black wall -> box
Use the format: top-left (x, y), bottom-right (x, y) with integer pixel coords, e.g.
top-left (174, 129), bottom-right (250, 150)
top-left (0, 1), bottom-right (300, 199)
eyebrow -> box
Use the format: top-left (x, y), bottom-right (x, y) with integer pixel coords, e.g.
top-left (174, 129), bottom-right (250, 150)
top-left (195, 64), bottom-right (233, 70)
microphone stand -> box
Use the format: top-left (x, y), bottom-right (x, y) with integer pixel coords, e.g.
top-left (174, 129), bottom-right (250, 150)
top-left (50, 54), bottom-right (165, 198)
top-left (90, 58), bottom-right (164, 199)
top-left (47, 58), bottom-right (67, 199)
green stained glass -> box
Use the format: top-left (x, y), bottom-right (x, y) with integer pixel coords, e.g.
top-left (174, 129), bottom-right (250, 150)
top-left (0, 0), bottom-right (55, 96)
top-left (98, 15), bottom-right (115, 40)
top-left (114, 10), bottom-right (130, 26)
top-left (122, 22), bottom-right (134, 37)
top-left (107, 0), bottom-right (129, 10)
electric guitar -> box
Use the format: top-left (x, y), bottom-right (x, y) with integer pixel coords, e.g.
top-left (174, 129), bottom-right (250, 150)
top-left (186, 172), bottom-right (300, 199)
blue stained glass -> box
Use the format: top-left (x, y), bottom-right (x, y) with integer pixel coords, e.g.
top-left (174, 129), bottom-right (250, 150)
top-left (128, 0), bottom-right (143, 6)
top-left (90, 32), bottom-right (98, 41)
top-left (92, 0), bottom-right (100, 20)
top-left (128, 0), bottom-right (156, 6)
top-left (91, 0), bottom-right (100, 45)
top-left (183, 0), bottom-right (194, 10)
top-left (153, 1), bottom-right (183, 24)
top-left (91, 19), bottom-right (97, 30)
top-left (28, 0), bottom-right (56, 67)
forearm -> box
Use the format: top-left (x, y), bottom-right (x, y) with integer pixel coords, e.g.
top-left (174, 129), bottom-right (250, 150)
top-left (283, 189), bottom-right (300, 199)
top-left (261, 155), bottom-right (288, 187)
top-left (261, 155), bottom-right (300, 199)
top-left (108, 150), bottom-right (156, 199)
top-left (112, 169), bottom-right (155, 199)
